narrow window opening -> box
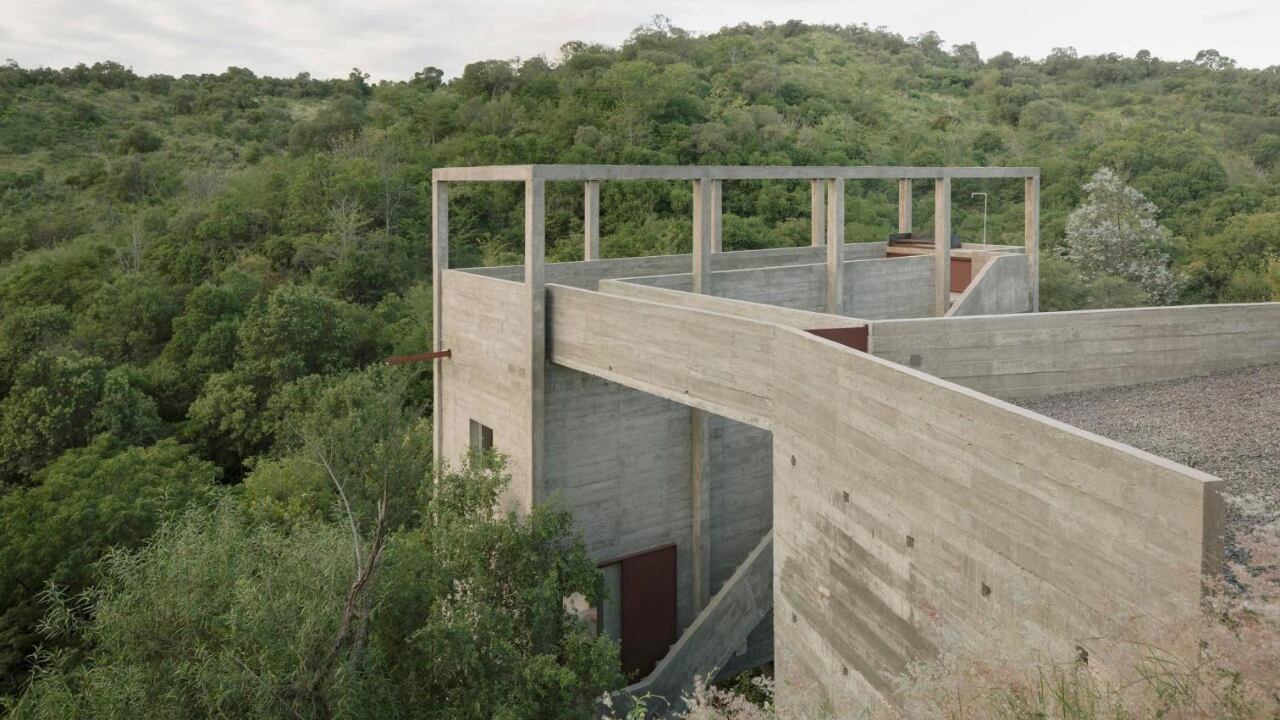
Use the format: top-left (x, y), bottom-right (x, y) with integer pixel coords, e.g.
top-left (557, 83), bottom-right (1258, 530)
top-left (469, 419), bottom-right (494, 453)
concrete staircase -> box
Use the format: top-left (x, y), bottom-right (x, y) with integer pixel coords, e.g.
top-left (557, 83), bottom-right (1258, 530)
top-left (601, 532), bottom-right (773, 718)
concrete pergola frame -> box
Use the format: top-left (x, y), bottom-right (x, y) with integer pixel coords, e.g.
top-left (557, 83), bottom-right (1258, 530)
top-left (431, 164), bottom-right (1040, 615)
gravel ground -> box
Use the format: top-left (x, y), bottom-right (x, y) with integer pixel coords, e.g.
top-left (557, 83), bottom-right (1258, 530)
top-left (1018, 363), bottom-right (1280, 563)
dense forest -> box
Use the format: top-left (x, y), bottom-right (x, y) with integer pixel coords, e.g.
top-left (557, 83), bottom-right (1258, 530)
top-left (2, 17), bottom-right (1280, 717)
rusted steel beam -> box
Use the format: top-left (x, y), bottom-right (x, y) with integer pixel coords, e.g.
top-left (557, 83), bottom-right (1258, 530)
top-left (386, 349), bottom-right (451, 365)
top-left (806, 327), bottom-right (868, 352)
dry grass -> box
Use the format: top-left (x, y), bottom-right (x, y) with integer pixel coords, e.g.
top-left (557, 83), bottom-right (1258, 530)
top-left (653, 526), bottom-right (1279, 720)
top-left (877, 528), bottom-right (1280, 720)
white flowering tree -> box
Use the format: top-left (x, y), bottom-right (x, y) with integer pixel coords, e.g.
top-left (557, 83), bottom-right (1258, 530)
top-left (1063, 168), bottom-right (1181, 305)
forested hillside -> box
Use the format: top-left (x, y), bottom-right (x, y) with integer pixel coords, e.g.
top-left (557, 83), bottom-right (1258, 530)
top-left (2, 18), bottom-right (1280, 715)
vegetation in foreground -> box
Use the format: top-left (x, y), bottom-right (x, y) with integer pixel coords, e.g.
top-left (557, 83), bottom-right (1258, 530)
top-left (5, 368), bottom-right (621, 719)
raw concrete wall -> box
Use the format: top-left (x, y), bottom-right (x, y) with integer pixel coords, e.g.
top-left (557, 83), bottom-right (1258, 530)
top-left (439, 270), bottom-right (533, 512)
top-left (843, 255), bottom-right (934, 320)
top-left (543, 364), bottom-right (774, 634)
top-left (871, 302), bottom-right (1280, 399)
top-left (616, 255), bottom-right (934, 320)
top-left (458, 242), bottom-right (887, 288)
top-left (946, 253), bottom-right (1032, 317)
top-left (769, 329), bottom-right (1222, 712)
top-left (545, 284), bottom-right (1222, 714)
top-left (599, 279), bottom-right (865, 329)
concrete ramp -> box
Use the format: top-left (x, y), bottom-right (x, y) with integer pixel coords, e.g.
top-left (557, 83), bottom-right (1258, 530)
top-left (605, 532), bottom-right (773, 717)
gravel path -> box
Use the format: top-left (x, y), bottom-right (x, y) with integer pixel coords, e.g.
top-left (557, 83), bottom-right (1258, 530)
top-left (1018, 363), bottom-right (1280, 562)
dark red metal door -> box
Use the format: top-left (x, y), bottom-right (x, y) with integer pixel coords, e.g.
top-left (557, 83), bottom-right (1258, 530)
top-left (619, 545), bottom-right (678, 679)
top-left (950, 256), bottom-right (973, 293)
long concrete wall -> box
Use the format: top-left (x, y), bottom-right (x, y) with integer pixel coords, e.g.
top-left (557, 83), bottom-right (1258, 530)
top-left (459, 242), bottom-right (887, 289)
top-left (545, 284), bottom-right (1223, 714)
top-left (598, 279), bottom-right (865, 329)
top-left (617, 255), bottom-right (934, 320)
top-left (871, 302), bottom-right (1280, 400)
top-left (945, 253), bottom-right (1032, 317)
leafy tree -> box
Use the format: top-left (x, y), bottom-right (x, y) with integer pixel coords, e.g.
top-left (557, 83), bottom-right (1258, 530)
top-left (0, 437), bottom-right (219, 696)
top-left (117, 124), bottom-right (162, 154)
top-left (10, 372), bottom-right (618, 719)
top-left (0, 353), bottom-right (106, 483)
top-left (1063, 168), bottom-right (1180, 305)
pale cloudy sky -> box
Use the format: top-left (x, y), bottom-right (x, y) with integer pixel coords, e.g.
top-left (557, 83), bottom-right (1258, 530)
top-left (1, 0), bottom-right (1276, 80)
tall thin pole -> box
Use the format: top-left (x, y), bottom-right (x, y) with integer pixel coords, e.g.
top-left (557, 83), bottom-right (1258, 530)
top-left (971, 192), bottom-right (988, 245)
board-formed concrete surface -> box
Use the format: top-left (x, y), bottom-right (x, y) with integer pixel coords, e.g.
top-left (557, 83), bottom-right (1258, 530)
top-left (1018, 362), bottom-right (1280, 560)
top-left (545, 283), bottom-right (1222, 712)
top-left (870, 303), bottom-right (1280, 399)
top-left (430, 165), bottom-right (1269, 716)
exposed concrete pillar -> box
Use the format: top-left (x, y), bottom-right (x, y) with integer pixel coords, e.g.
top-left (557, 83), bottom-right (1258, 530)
top-left (897, 178), bottom-right (912, 234)
top-left (584, 180), bottom-right (600, 261)
top-left (934, 177), bottom-right (952, 317)
top-left (431, 180), bottom-right (448, 467)
top-left (690, 407), bottom-right (711, 612)
top-left (690, 176), bottom-right (715, 612)
top-left (810, 179), bottom-right (826, 247)
top-left (711, 180), bottom-right (723, 253)
top-left (1025, 175), bottom-right (1040, 312)
top-left (525, 178), bottom-right (546, 507)
top-left (825, 178), bottom-right (844, 315)
top-left (692, 179), bottom-right (714, 294)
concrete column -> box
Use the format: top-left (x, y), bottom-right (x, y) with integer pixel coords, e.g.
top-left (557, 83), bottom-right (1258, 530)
top-left (690, 407), bottom-right (711, 612)
top-left (692, 179), bottom-right (714, 294)
top-left (584, 180), bottom-right (600, 261)
top-left (810, 179), bottom-right (826, 247)
top-left (1025, 175), bottom-right (1040, 312)
top-left (897, 178), bottom-right (912, 234)
top-left (691, 176), bottom-right (715, 612)
top-left (525, 178), bottom-right (546, 507)
top-left (825, 178), bottom-right (844, 315)
top-left (431, 180), bottom-right (448, 466)
top-left (934, 177), bottom-right (952, 317)
top-left (711, 180), bottom-right (723, 253)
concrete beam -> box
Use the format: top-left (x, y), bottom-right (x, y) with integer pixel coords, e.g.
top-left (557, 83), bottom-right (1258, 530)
top-left (432, 165), bottom-right (1042, 183)
top-left (897, 178), bottom-right (912, 234)
top-left (584, 180), bottom-right (600, 261)
top-left (825, 179), bottom-right (845, 315)
top-left (431, 180), bottom-right (448, 466)
top-left (933, 177), bottom-right (951, 317)
top-left (810, 179), bottom-right (826, 247)
top-left (525, 178), bottom-right (546, 502)
top-left (1025, 176), bottom-right (1040, 312)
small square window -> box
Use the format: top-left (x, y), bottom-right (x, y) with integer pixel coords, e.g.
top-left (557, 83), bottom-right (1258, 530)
top-left (469, 420), bottom-right (494, 452)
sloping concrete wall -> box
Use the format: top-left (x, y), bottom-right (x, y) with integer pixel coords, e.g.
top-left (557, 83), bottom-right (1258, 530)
top-left (439, 270), bottom-right (533, 512)
top-left (945, 253), bottom-right (1032, 317)
top-left (545, 284), bottom-right (1222, 714)
top-left (871, 302), bottom-right (1280, 399)
top-left (598, 279), bottom-right (865, 329)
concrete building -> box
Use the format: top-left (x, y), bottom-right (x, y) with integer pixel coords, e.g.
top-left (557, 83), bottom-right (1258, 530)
top-left (430, 165), bottom-right (1276, 716)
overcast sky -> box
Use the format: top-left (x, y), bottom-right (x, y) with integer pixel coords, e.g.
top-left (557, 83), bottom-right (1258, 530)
top-left (2, 0), bottom-right (1276, 80)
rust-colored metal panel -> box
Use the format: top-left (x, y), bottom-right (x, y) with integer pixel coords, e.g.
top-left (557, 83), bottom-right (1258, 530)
top-left (806, 326), bottom-right (868, 352)
top-left (619, 544), bottom-right (678, 679)
top-left (950, 256), bottom-right (973, 293)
